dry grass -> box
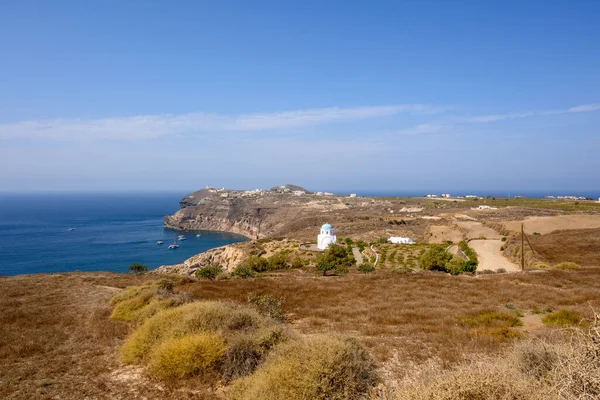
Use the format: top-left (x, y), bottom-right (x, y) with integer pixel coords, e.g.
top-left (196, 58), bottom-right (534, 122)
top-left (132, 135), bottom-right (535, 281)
top-left (0, 273), bottom-right (182, 399)
top-left (387, 312), bottom-right (600, 400)
top-left (2, 268), bottom-right (600, 399)
top-left (522, 228), bottom-right (600, 266)
top-left (227, 335), bottom-right (377, 400)
top-left (147, 333), bottom-right (226, 379)
top-left (185, 268), bottom-right (600, 375)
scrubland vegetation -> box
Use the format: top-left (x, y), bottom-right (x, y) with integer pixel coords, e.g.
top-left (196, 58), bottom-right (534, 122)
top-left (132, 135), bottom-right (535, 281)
top-left (110, 280), bottom-right (376, 399)
top-left (2, 257), bottom-right (600, 399)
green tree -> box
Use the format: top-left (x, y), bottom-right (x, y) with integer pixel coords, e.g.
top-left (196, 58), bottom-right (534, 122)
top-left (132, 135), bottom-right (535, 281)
top-left (418, 247), bottom-right (453, 271)
top-left (316, 244), bottom-right (356, 268)
top-left (128, 263), bottom-right (148, 274)
top-left (315, 261), bottom-right (335, 276)
top-left (195, 265), bottom-right (222, 280)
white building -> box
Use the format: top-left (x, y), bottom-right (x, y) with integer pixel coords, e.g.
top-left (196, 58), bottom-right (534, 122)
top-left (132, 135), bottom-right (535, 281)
top-left (388, 237), bottom-right (415, 244)
top-left (317, 223), bottom-right (337, 250)
top-left (349, 193), bottom-right (357, 198)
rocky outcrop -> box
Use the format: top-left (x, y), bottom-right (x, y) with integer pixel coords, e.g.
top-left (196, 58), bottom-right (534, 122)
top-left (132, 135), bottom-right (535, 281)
top-left (152, 242), bottom-right (252, 275)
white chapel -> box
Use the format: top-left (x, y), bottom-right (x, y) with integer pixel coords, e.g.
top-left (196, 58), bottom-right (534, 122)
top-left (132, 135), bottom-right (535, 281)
top-left (317, 223), bottom-right (337, 250)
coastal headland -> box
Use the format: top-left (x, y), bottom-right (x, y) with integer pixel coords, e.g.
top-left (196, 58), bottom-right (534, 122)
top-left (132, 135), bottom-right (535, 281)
top-left (3, 185), bottom-right (600, 399)
top-left (159, 184), bottom-right (600, 274)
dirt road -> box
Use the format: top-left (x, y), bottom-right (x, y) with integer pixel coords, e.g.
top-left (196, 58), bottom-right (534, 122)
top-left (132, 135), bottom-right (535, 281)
top-left (470, 239), bottom-right (520, 272)
top-left (352, 246), bottom-right (364, 265)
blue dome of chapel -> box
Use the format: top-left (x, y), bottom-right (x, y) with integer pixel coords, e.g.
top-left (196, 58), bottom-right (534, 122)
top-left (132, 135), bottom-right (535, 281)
top-left (321, 223), bottom-right (333, 230)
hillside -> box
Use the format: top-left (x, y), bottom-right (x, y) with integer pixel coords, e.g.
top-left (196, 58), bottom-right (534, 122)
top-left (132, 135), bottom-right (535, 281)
top-left (163, 185), bottom-right (431, 241)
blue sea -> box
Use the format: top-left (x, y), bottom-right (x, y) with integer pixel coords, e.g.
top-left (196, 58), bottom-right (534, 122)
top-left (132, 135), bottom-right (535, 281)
top-left (0, 193), bottom-right (248, 276)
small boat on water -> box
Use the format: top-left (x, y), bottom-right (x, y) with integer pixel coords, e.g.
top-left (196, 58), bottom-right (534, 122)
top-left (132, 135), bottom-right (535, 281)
top-left (196, 234), bottom-right (201, 238)
top-left (168, 243), bottom-right (179, 249)
top-left (156, 240), bottom-right (164, 245)
top-left (68, 227), bottom-right (75, 231)
top-left (178, 235), bottom-right (186, 241)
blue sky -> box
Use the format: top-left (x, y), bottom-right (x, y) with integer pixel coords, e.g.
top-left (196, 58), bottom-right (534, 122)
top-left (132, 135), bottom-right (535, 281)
top-left (1, 1), bottom-right (599, 193)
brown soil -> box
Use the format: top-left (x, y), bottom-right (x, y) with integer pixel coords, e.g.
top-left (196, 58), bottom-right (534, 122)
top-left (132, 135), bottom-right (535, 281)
top-left (527, 228), bottom-right (600, 266)
top-left (427, 225), bottom-right (464, 244)
top-left (504, 214), bottom-right (600, 235)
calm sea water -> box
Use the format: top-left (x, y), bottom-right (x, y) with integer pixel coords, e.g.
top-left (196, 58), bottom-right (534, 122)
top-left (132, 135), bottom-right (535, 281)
top-left (0, 193), bottom-right (248, 276)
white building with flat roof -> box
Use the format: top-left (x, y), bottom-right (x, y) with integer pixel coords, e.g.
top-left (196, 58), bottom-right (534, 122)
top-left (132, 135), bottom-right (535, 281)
top-left (388, 237), bottom-right (415, 244)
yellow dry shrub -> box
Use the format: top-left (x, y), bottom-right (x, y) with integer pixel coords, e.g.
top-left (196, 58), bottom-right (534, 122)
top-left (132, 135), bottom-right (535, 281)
top-left (110, 287), bottom-right (157, 321)
top-left (227, 335), bottom-right (377, 400)
top-left (147, 333), bottom-right (226, 379)
top-left (554, 261), bottom-right (580, 270)
top-left (391, 358), bottom-right (556, 400)
top-left (119, 301), bottom-right (267, 365)
top-left (110, 285), bottom-right (154, 306)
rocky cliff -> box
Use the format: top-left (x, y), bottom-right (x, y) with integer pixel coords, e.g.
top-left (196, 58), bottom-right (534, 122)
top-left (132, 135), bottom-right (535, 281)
top-left (163, 184), bottom-right (429, 243)
top-left (164, 184), bottom-right (350, 240)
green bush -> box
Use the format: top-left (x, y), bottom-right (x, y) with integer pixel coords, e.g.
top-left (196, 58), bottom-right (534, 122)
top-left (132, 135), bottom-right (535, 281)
top-left (227, 336), bottom-right (377, 400)
top-left (357, 263), bottom-right (375, 273)
top-left (233, 264), bottom-right (256, 278)
top-left (344, 238), bottom-right (354, 245)
top-left (147, 333), bottom-right (226, 379)
top-left (290, 256), bottom-right (306, 269)
top-left (542, 310), bottom-right (584, 326)
top-left (418, 246), bottom-right (453, 271)
top-left (196, 265), bottom-right (223, 280)
top-left (241, 256), bottom-right (269, 273)
top-left (459, 241), bottom-right (479, 265)
top-left (128, 263), bottom-right (148, 274)
top-left (266, 252), bottom-right (289, 271)
top-left (314, 244), bottom-right (355, 276)
top-left (334, 266), bottom-right (349, 275)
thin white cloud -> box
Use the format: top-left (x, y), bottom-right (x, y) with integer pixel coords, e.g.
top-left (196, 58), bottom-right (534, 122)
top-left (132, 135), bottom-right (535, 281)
top-left (465, 103), bottom-right (600, 123)
top-left (465, 112), bottom-right (535, 123)
top-left (0, 104), bottom-right (443, 141)
top-left (1, 102), bottom-right (598, 141)
top-left (568, 103), bottom-right (600, 113)
top-left (393, 103), bottom-right (600, 137)
top-left (396, 123), bottom-right (445, 135)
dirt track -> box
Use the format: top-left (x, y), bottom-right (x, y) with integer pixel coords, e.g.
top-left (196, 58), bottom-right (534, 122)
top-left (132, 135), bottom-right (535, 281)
top-left (470, 239), bottom-right (520, 272)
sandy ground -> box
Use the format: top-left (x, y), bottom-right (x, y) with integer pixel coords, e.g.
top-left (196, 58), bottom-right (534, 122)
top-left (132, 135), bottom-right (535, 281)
top-left (447, 244), bottom-right (467, 260)
top-left (455, 221), bottom-right (501, 239)
top-left (504, 214), bottom-right (600, 235)
top-left (519, 314), bottom-right (544, 333)
top-left (470, 239), bottom-right (520, 272)
top-left (352, 247), bottom-right (364, 265)
top-left (428, 225), bottom-right (464, 244)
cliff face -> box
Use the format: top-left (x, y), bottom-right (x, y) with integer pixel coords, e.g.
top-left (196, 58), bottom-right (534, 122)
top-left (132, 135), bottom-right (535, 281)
top-left (163, 185), bottom-right (429, 243)
top-left (163, 185), bottom-right (348, 240)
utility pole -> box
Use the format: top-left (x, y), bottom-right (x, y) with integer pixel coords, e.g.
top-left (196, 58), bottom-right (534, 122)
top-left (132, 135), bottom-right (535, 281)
top-left (521, 223), bottom-right (525, 271)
